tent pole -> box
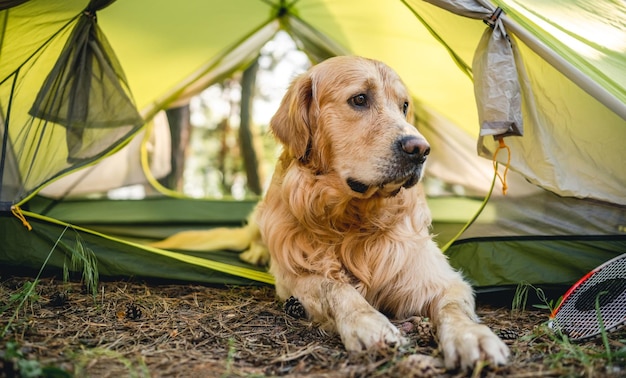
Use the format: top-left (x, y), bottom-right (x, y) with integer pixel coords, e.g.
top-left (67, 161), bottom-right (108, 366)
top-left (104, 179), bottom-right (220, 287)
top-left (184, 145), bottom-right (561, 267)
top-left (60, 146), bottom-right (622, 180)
top-left (501, 14), bottom-right (626, 122)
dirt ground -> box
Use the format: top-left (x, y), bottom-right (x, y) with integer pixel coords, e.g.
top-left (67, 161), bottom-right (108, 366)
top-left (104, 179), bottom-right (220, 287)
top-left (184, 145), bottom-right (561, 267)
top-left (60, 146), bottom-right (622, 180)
top-left (1, 276), bottom-right (624, 377)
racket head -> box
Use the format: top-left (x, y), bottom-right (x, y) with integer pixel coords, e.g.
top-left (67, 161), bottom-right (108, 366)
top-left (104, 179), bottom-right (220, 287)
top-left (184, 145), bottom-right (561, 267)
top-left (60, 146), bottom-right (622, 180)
top-left (548, 253), bottom-right (626, 341)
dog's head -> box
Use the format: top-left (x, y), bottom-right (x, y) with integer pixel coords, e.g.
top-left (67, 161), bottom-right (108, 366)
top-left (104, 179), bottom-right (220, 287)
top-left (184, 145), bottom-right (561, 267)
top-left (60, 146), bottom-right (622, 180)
top-left (270, 56), bottom-right (430, 199)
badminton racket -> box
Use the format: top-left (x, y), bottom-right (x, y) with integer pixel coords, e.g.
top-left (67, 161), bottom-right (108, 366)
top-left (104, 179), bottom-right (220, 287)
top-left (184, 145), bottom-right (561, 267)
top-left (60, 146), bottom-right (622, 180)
top-left (548, 253), bottom-right (626, 340)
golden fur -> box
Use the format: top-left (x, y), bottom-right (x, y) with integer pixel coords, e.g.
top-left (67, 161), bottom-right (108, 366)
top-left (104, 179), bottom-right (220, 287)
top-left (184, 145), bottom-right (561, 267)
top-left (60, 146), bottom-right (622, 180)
top-left (153, 56), bottom-right (509, 369)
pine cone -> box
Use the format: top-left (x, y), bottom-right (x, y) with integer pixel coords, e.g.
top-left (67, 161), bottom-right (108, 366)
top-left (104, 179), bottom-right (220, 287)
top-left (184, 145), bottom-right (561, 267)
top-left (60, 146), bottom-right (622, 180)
top-left (415, 319), bottom-right (432, 338)
top-left (284, 296), bottom-right (307, 319)
top-left (125, 303), bottom-right (142, 320)
top-left (49, 291), bottom-right (68, 307)
top-left (497, 328), bottom-right (519, 340)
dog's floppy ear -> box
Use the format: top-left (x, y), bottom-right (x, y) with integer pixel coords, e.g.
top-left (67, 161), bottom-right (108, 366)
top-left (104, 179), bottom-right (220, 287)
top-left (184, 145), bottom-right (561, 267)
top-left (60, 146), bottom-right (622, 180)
top-left (270, 73), bottom-right (314, 161)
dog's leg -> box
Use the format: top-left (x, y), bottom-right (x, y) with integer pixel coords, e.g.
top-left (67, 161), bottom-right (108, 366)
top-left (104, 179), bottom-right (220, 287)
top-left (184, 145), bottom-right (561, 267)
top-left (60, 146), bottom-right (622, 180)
top-left (431, 281), bottom-right (510, 370)
top-left (280, 275), bottom-right (405, 351)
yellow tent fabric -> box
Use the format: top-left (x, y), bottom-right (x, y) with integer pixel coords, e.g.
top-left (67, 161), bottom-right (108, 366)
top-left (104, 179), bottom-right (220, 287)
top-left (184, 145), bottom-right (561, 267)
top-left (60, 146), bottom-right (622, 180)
top-left (1, 0), bottom-right (625, 287)
top-left (3, 0), bottom-right (623, 207)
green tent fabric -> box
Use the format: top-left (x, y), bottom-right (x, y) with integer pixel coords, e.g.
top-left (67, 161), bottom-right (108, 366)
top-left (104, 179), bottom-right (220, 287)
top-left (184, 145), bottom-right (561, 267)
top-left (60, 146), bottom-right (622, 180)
top-left (1, 0), bottom-right (625, 289)
top-left (0, 207), bottom-right (271, 285)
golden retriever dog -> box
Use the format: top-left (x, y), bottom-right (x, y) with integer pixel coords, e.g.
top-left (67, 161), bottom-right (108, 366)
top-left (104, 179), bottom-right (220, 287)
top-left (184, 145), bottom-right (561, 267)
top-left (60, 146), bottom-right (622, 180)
top-left (152, 56), bottom-right (509, 369)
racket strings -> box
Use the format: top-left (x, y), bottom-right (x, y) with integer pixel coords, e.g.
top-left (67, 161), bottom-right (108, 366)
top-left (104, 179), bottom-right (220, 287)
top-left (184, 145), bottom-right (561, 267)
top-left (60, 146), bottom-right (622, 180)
top-left (551, 255), bottom-right (626, 340)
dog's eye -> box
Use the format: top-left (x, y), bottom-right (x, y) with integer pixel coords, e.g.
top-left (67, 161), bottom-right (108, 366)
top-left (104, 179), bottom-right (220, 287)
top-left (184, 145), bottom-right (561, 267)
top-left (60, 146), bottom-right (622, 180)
top-left (402, 101), bottom-right (409, 116)
top-left (349, 94), bottom-right (368, 108)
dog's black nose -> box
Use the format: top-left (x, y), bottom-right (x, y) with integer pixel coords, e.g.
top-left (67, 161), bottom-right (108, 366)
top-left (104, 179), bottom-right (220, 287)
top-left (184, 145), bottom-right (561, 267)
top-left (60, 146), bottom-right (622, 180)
top-left (399, 136), bottom-right (430, 162)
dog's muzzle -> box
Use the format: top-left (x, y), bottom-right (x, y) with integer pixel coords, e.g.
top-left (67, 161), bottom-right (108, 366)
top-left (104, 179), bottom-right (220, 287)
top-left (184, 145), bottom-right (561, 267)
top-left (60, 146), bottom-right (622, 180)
top-left (347, 136), bottom-right (430, 197)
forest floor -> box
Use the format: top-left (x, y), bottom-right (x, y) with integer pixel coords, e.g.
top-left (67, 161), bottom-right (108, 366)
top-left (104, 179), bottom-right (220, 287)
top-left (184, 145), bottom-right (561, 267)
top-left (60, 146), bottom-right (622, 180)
top-left (1, 276), bottom-right (625, 377)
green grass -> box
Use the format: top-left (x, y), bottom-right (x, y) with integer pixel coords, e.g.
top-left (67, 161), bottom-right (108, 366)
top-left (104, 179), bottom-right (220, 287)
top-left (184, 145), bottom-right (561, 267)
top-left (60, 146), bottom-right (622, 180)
top-left (1, 226), bottom-right (100, 338)
top-left (513, 282), bottom-right (626, 375)
top-left (63, 233), bottom-right (100, 299)
top-left (72, 348), bottom-right (149, 378)
top-left (1, 226), bottom-right (69, 339)
top-left (1, 225), bottom-right (100, 378)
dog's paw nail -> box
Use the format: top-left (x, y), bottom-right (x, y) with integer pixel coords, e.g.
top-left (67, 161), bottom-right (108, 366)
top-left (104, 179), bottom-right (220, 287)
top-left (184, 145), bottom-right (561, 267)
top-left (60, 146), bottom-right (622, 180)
top-left (284, 296), bottom-right (307, 319)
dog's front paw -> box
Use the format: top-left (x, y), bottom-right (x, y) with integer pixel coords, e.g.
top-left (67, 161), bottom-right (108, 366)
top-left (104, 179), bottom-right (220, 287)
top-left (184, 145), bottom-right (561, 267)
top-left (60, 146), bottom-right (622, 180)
top-left (338, 309), bottom-right (406, 351)
top-left (438, 321), bottom-right (509, 370)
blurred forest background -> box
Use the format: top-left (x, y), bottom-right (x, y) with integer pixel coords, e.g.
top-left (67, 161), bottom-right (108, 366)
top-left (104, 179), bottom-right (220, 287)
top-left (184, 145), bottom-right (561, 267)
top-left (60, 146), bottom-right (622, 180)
top-left (159, 32), bottom-right (310, 200)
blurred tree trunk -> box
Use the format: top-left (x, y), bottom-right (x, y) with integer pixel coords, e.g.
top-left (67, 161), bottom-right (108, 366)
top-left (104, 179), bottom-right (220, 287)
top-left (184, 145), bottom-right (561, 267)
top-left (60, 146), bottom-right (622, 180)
top-left (239, 57), bottom-right (262, 195)
top-left (218, 117), bottom-right (229, 193)
top-left (160, 104), bottom-right (191, 191)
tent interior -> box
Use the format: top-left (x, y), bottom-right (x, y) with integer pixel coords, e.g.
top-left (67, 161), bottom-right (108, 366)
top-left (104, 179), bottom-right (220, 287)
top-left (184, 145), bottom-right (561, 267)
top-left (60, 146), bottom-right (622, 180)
top-left (1, 0), bottom-right (625, 296)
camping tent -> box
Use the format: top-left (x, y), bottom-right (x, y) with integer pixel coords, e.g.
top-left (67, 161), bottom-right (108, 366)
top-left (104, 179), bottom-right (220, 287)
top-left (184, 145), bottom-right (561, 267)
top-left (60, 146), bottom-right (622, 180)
top-left (1, 0), bottom-right (625, 290)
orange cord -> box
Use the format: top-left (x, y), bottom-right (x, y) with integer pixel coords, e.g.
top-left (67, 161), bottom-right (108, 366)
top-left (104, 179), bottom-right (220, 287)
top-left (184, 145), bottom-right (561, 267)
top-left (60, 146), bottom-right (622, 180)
top-left (492, 137), bottom-right (511, 195)
top-left (11, 205), bottom-right (33, 231)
